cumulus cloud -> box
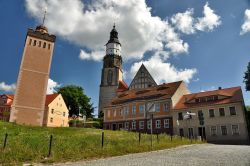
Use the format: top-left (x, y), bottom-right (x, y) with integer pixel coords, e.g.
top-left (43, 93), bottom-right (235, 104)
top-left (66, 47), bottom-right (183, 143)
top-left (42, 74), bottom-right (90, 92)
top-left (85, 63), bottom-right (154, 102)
top-left (240, 9), bottom-right (250, 35)
top-left (195, 2), bottom-right (221, 32)
top-left (129, 55), bottom-right (197, 84)
top-left (0, 82), bottom-right (16, 92)
top-left (79, 49), bottom-right (104, 61)
top-left (47, 78), bottom-right (61, 94)
top-left (171, 3), bottom-right (221, 34)
top-left (25, 0), bottom-right (188, 61)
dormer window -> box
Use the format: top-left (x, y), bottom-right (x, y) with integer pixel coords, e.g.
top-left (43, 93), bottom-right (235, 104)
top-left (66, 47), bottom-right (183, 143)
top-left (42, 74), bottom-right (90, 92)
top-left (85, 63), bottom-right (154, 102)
top-left (200, 97), bottom-right (206, 102)
top-left (213, 96), bottom-right (218, 100)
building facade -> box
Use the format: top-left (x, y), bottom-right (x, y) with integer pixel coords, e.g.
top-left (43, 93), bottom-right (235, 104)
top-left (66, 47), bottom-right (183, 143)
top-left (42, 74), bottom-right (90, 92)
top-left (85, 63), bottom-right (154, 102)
top-left (0, 94), bottom-right (69, 127)
top-left (10, 24), bottom-right (56, 126)
top-left (172, 87), bottom-right (249, 144)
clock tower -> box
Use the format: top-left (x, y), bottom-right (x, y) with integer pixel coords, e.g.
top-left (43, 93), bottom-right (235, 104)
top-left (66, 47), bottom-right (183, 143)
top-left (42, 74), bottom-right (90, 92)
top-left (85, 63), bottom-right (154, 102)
top-left (98, 25), bottom-right (123, 114)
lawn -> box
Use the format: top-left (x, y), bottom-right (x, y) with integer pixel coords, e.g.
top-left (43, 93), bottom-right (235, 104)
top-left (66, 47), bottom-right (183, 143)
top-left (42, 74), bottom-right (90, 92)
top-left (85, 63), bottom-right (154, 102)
top-left (0, 121), bottom-right (202, 165)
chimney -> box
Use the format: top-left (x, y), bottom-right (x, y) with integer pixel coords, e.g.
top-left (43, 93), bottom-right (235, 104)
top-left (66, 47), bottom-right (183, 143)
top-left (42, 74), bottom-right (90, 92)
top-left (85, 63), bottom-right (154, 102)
top-left (218, 87), bottom-right (222, 90)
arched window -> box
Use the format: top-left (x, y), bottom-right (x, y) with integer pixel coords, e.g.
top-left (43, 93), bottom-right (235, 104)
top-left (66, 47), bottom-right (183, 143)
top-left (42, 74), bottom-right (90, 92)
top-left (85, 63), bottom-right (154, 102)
top-left (43, 42), bottom-right (46, 48)
top-left (107, 70), bottom-right (113, 85)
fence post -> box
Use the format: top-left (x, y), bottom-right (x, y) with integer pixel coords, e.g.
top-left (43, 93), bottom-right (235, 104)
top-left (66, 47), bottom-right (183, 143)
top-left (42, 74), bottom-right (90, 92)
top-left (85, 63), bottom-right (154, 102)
top-left (139, 132), bottom-right (141, 145)
top-left (102, 131), bottom-right (104, 148)
top-left (3, 133), bottom-right (8, 149)
top-left (48, 135), bottom-right (53, 157)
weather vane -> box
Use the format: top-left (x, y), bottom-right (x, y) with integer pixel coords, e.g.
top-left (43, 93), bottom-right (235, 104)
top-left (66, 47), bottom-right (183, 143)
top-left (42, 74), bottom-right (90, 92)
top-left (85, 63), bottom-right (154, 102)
top-left (42, 7), bottom-right (47, 26)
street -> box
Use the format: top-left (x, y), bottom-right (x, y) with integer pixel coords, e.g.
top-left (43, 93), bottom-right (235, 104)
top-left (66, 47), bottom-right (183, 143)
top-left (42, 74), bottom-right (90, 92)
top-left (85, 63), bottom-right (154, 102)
top-left (50, 144), bottom-right (250, 166)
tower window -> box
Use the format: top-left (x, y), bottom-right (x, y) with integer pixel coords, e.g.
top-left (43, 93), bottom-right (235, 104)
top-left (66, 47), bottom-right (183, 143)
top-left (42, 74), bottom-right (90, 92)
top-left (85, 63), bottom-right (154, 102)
top-left (48, 44), bottom-right (51, 50)
top-left (33, 40), bottom-right (36, 46)
top-left (29, 39), bottom-right (32, 45)
top-left (107, 70), bottom-right (113, 85)
top-left (38, 41), bottom-right (41, 47)
top-left (43, 42), bottom-right (46, 48)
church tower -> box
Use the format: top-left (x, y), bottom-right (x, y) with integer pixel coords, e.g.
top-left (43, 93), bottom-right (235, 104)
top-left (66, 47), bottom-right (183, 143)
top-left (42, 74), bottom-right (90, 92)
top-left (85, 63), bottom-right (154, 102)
top-left (10, 17), bottom-right (56, 125)
top-left (98, 25), bottom-right (124, 114)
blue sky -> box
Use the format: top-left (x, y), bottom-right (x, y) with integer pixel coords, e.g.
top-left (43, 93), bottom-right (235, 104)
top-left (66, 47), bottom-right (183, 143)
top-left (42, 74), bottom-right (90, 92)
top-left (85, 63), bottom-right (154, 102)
top-left (0, 0), bottom-right (250, 116)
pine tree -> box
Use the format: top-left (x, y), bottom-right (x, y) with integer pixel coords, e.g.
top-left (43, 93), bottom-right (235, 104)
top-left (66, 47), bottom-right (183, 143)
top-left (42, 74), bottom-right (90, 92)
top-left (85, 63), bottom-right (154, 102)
top-left (244, 62), bottom-right (250, 91)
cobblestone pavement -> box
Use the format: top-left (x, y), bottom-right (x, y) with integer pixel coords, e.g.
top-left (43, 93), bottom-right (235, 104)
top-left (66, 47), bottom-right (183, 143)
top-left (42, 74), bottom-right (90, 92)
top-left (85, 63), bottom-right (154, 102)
top-left (51, 144), bottom-right (250, 166)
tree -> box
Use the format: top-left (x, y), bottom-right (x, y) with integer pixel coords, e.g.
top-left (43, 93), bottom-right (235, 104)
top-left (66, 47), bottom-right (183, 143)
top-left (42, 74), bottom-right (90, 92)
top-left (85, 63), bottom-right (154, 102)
top-left (57, 85), bottom-right (94, 118)
top-left (243, 62), bottom-right (250, 91)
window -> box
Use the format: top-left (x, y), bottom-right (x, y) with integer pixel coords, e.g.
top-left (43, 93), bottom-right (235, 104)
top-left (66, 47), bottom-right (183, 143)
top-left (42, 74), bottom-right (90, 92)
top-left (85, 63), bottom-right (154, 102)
top-left (200, 97), bottom-right (206, 102)
top-left (29, 39), bottom-right (32, 45)
top-left (232, 125), bottom-right (239, 135)
top-left (63, 112), bottom-right (65, 117)
top-left (155, 103), bottom-right (160, 112)
top-left (132, 121), bottom-right (136, 130)
top-left (219, 108), bottom-right (225, 116)
top-left (107, 70), bottom-right (113, 85)
top-left (113, 110), bottom-right (116, 117)
top-left (213, 96), bottom-right (218, 100)
top-left (147, 120), bottom-right (152, 129)
top-left (107, 110), bottom-right (110, 118)
top-left (33, 40), bottom-right (36, 46)
top-left (195, 98), bottom-right (199, 103)
top-left (43, 42), bottom-right (46, 48)
top-left (188, 128), bottom-right (193, 138)
top-left (51, 109), bottom-right (54, 114)
top-left (209, 109), bottom-right (215, 117)
top-left (178, 112), bottom-right (183, 120)
top-left (229, 106), bottom-right (236, 116)
top-left (48, 44), bottom-right (51, 50)
top-left (163, 103), bottom-right (169, 112)
top-left (139, 104), bottom-right (145, 114)
top-left (38, 41), bottom-right (41, 47)
top-left (164, 119), bottom-right (169, 128)
top-left (139, 121), bottom-right (144, 129)
top-left (123, 107), bottom-right (129, 115)
top-left (132, 105), bottom-right (136, 115)
top-left (179, 128), bottom-right (184, 137)
top-left (119, 109), bottom-right (122, 116)
top-left (211, 126), bottom-right (217, 136)
top-left (221, 126), bottom-right (227, 135)
top-left (156, 120), bottom-right (161, 128)
top-left (207, 96), bottom-right (213, 101)
top-left (50, 118), bottom-right (53, 123)
top-left (125, 122), bottom-right (129, 129)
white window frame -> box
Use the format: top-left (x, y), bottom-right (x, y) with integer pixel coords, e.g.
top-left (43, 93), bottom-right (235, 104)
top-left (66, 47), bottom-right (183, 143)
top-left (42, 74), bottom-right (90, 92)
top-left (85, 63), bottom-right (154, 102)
top-left (164, 119), bottom-right (169, 128)
top-left (156, 120), bottom-right (161, 129)
top-left (139, 104), bottom-right (145, 114)
top-left (125, 122), bottom-right (129, 129)
top-left (164, 103), bottom-right (169, 112)
top-left (124, 106), bottom-right (129, 115)
top-left (210, 126), bottom-right (217, 136)
top-left (219, 107), bottom-right (225, 117)
top-left (139, 121), bottom-right (144, 129)
top-left (132, 105), bottom-right (136, 115)
top-left (231, 124), bottom-right (240, 135)
top-left (147, 120), bottom-right (152, 129)
top-left (132, 121), bottom-right (136, 130)
top-left (221, 125), bottom-right (227, 136)
top-left (155, 103), bottom-right (160, 112)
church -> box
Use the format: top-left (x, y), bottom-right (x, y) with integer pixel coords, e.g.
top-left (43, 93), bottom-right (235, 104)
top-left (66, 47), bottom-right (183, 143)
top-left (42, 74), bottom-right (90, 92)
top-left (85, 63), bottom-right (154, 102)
top-left (99, 25), bottom-right (249, 144)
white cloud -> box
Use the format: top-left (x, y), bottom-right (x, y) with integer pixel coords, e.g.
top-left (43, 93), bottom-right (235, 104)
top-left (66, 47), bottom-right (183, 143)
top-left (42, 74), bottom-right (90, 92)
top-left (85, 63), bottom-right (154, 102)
top-left (171, 9), bottom-right (195, 34)
top-left (47, 78), bottom-right (61, 94)
top-left (195, 2), bottom-right (221, 32)
top-left (79, 49), bottom-right (104, 61)
top-left (129, 55), bottom-right (197, 84)
top-left (25, 0), bottom-right (188, 61)
top-left (240, 9), bottom-right (250, 35)
top-left (171, 3), bottom-right (221, 34)
top-left (0, 82), bottom-right (16, 92)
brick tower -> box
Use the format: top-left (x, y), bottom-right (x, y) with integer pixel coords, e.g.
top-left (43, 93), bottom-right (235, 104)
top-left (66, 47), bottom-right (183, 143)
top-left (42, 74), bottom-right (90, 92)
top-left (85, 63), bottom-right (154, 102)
top-left (10, 22), bottom-right (56, 126)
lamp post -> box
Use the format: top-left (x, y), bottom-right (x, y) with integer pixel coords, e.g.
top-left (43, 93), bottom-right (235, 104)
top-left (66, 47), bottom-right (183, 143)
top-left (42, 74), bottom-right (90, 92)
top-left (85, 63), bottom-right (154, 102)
top-left (184, 112), bottom-right (196, 141)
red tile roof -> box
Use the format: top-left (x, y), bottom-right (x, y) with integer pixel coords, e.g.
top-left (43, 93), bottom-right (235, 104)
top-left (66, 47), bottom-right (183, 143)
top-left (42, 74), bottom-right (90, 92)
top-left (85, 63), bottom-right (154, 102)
top-left (45, 94), bottom-right (59, 106)
top-left (111, 81), bottom-right (183, 105)
top-left (117, 80), bottom-right (128, 92)
top-left (174, 87), bottom-right (243, 110)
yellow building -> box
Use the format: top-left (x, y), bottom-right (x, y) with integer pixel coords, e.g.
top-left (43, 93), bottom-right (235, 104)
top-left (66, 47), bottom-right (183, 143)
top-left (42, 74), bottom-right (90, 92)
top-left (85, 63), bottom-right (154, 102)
top-left (0, 93), bottom-right (69, 127)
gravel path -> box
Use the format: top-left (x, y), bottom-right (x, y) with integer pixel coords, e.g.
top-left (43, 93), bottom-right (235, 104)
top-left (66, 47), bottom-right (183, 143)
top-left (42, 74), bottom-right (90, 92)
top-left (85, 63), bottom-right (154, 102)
top-left (48, 144), bottom-right (250, 166)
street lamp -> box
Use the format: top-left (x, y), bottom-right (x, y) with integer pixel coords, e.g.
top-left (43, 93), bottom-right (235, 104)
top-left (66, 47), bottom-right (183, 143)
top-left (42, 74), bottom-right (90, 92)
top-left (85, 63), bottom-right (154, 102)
top-left (184, 111), bottom-right (196, 141)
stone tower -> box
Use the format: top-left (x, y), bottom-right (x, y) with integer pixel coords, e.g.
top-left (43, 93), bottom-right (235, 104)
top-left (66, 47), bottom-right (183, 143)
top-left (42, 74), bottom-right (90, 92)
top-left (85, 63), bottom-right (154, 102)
top-left (10, 24), bottom-right (56, 126)
top-left (98, 25), bottom-right (123, 114)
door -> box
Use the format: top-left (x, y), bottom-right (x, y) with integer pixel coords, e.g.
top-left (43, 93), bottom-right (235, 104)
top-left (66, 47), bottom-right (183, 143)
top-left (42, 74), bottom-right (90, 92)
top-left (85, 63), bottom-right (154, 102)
top-left (198, 127), bottom-right (206, 140)
top-left (112, 123), bottom-right (116, 130)
top-left (179, 128), bottom-right (184, 137)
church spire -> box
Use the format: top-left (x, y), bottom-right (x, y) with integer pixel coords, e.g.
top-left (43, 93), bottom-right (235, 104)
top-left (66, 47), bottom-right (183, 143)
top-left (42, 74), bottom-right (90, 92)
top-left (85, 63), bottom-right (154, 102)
top-left (106, 24), bottom-right (120, 45)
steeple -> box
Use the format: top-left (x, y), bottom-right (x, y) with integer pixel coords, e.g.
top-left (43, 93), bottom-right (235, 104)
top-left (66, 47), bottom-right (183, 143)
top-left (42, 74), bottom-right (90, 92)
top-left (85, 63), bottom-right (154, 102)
top-left (35, 9), bottom-right (48, 34)
top-left (106, 23), bottom-right (120, 45)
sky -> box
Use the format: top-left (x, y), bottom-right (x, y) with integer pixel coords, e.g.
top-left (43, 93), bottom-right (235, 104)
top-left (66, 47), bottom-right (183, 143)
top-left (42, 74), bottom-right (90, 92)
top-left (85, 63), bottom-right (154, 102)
top-left (0, 0), bottom-right (250, 116)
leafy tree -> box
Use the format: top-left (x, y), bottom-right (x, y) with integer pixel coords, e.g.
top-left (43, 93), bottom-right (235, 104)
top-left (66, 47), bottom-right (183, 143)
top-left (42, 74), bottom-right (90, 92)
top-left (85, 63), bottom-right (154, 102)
top-left (57, 85), bottom-right (94, 118)
top-left (243, 62), bottom-right (250, 91)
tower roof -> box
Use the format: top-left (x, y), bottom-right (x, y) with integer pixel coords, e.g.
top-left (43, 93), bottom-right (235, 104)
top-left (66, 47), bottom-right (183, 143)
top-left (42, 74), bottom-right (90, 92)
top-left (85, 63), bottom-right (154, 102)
top-left (106, 24), bottom-right (121, 45)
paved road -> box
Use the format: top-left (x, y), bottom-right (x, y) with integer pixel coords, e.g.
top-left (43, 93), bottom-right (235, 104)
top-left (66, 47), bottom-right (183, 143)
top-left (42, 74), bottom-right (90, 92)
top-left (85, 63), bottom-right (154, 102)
top-left (52, 144), bottom-right (250, 166)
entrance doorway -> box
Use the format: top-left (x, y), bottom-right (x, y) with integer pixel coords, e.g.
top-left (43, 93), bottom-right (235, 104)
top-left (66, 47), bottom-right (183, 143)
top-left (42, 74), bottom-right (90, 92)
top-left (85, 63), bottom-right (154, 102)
top-left (118, 123), bottom-right (123, 130)
top-left (198, 127), bottom-right (206, 140)
top-left (112, 123), bottom-right (117, 130)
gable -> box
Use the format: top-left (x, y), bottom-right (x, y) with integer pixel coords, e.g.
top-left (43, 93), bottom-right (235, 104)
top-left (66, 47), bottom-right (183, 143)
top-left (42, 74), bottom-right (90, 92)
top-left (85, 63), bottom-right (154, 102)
top-left (129, 64), bottom-right (157, 90)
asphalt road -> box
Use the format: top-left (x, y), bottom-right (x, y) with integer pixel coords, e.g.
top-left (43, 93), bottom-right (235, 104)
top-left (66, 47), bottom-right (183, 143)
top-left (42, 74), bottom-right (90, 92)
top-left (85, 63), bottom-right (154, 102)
top-left (51, 144), bottom-right (250, 166)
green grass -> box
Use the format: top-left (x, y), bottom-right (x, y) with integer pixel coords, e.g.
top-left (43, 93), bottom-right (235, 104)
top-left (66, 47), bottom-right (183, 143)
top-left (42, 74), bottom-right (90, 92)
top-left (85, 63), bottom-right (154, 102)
top-left (0, 121), bottom-right (203, 165)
